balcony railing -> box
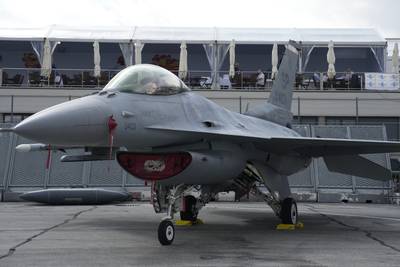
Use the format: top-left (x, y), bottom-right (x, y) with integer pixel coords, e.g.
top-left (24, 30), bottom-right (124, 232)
top-left (0, 67), bottom-right (386, 91)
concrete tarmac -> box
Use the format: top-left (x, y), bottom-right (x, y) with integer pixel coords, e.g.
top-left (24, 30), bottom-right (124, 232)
top-left (0, 202), bottom-right (399, 266)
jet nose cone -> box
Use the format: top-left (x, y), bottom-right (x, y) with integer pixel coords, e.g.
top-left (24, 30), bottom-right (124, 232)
top-left (14, 96), bottom-right (112, 146)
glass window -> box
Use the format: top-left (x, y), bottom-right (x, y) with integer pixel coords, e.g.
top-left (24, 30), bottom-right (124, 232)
top-left (103, 64), bottom-right (189, 95)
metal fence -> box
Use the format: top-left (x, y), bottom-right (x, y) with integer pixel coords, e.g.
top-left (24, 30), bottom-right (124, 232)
top-left (0, 124), bottom-right (392, 194)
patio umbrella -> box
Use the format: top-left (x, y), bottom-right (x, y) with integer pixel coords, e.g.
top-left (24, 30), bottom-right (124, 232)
top-left (135, 40), bottom-right (144, 65)
top-left (229, 40), bottom-right (235, 78)
top-left (271, 43), bottom-right (278, 80)
top-left (392, 43), bottom-right (399, 74)
top-left (327, 40), bottom-right (336, 80)
top-left (93, 41), bottom-right (101, 78)
top-left (119, 41), bottom-right (134, 67)
top-left (41, 38), bottom-right (52, 78)
top-left (178, 41), bottom-right (188, 80)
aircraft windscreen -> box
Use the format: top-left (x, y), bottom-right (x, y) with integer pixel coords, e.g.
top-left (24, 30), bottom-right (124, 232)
top-left (103, 64), bottom-right (190, 95)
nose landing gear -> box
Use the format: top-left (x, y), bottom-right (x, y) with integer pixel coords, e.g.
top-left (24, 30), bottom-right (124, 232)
top-left (153, 183), bottom-right (210, 245)
top-left (158, 219), bottom-right (175, 245)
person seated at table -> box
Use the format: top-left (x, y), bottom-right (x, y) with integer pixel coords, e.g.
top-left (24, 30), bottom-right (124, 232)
top-left (345, 68), bottom-right (353, 81)
top-left (313, 71), bottom-right (320, 87)
top-left (350, 73), bottom-right (360, 89)
top-left (256, 69), bottom-right (265, 88)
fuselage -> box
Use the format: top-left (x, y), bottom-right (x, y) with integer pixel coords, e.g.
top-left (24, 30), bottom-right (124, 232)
top-left (13, 63), bottom-right (308, 185)
top-left (14, 90), bottom-right (301, 149)
top-left (13, 90), bottom-right (309, 185)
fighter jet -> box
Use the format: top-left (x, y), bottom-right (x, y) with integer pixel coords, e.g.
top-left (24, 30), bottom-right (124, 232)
top-left (2, 41), bottom-right (400, 245)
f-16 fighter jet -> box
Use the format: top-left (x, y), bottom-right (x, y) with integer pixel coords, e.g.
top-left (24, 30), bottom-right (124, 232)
top-left (2, 41), bottom-right (399, 245)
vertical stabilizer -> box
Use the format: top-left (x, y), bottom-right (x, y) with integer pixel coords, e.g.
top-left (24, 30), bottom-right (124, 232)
top-left (268, 41), bottom-right (300, 111)
top-left (244, 41), bottom-right (300, 126)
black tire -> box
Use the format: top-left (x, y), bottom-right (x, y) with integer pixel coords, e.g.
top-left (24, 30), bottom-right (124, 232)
top-left (158, 219), bottom-right (175, 246)
top-left (280, 198), bottom-right (298, 224)
top-left (180, 195), bottom-right (198, 222)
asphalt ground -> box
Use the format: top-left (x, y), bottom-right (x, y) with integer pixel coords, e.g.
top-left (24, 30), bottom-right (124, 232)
top-left (0, 202), bottom-right (399, 266)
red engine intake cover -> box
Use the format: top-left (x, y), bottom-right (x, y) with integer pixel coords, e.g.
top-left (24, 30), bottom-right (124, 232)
top-left (116, 152), bottom-right (192, 181)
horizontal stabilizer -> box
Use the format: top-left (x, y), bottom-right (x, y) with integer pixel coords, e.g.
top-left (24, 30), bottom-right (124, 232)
top-left (324, 155), bottom-right (391, 181)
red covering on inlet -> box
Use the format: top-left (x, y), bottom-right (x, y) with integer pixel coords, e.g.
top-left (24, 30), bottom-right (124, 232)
top-left (117, 152), bottom-right (192, 180)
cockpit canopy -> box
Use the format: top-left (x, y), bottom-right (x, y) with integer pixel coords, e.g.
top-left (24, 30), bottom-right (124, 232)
top-left (103, 64), bottom-right (189, 95)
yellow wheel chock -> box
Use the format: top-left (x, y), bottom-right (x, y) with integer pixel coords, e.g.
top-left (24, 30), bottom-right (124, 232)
top-left (175, 219), bottom-right (204, 226)
top-left (276, 222), bottom-right (304, 230)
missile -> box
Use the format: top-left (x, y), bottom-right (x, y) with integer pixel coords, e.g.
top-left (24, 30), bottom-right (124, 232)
top-left (15, 143), bottom-right (48, 152)
top-left (19, 188), bottom-right (131, 205)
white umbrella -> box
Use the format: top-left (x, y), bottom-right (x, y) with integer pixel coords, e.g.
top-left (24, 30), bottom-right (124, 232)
top-left (135, 40), bottom-right (144, 65)
top-left (178, 41), bottom-right (188, 80)
top-left (93, 41), bottom-right (101, 78)
top-left (392, 43), bottom-right (399, 74)
top-left (229, 40), bottom-right (235, 78)
top-left (327, 40), bottom-right (336, 80)
top-left (41, 38), bottom-right (52, 78)
top-left (271, 43), bottom-right (278, 80)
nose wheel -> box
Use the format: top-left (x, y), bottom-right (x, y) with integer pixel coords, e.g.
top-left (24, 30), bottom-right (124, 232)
top-left (158, 219), bottom-right (175, 245)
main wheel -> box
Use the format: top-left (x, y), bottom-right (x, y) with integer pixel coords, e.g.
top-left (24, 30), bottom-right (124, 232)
top-left (158, 219), bottom-right (175, 245)
top-left (280, 198), bottom-right (298, 224)
top-left (180, 195), bottom-right (198, 222)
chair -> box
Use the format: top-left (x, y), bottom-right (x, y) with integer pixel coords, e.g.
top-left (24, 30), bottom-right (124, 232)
top-left (220, 74), bottom-right (232, 89)
top-left (350, 74), bottom-right (361, 89)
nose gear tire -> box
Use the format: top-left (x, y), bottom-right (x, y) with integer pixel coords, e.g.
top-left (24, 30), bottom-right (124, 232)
top-left (158, 219), bottom-right (175, 245)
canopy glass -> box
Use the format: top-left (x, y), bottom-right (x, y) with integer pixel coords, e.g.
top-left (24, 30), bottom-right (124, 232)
top-left (103, 64), bottom-right (189, 95)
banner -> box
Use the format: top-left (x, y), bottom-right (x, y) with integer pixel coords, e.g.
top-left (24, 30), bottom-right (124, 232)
top-left (365, 73), bottom-right (400, 90)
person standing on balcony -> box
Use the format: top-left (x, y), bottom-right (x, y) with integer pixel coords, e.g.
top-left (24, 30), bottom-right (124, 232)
top-left (256, 69), bottom-right (265, 88)
top-left (233, 63), bottom-right (242, 89)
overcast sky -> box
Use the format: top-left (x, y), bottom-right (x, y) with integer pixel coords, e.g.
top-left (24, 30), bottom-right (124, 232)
top-left (0, 0), bottom-right (398, 38)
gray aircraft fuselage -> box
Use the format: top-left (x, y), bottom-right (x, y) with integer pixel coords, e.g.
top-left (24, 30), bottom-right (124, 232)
top-left (13, 90), bottom-right (308, 185)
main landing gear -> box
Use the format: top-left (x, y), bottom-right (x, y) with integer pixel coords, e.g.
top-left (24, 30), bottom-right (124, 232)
top-left (259, 187), bottom-right (298, 225)
top-left (180, 195), bottom-right (198, 222)
top-left (280, 197), bottom-right (298, 225)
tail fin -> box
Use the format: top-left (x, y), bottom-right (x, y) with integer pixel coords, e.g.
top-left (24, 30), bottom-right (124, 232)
top-left (244, 41), bottom-right (300, 126)
top-left (268, 40), bottom-right (300, 111)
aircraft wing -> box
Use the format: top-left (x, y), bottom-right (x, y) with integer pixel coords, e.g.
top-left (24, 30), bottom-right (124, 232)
top-left (147, 125), bottom-right (400, 157)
